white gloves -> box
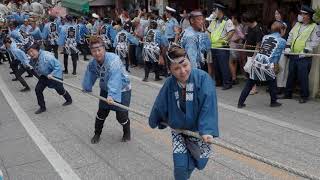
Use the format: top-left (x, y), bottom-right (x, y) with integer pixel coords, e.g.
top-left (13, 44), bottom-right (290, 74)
top-left (284, 48), bottom-right (291, 54)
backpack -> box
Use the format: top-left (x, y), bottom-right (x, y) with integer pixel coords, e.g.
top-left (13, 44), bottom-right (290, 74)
top-left (100, 24), bottom-right (112, 49)
top-left (143, 29), bottom-right (160, 62)
top-left (115, 31), bottom-right (128, 58)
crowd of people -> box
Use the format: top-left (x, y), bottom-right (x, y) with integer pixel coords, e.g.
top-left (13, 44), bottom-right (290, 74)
top-left (0, 1), bottom-right (319, 179)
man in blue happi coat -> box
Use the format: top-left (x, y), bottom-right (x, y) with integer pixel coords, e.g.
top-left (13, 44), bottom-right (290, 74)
top-left (180, 11), bottom-right (211, 69)
top-left (57, 15), bottom-right (80, 75)
top-left (26, 43), bottom-right (72, 114)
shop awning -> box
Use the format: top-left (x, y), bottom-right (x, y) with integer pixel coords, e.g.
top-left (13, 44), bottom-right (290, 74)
top-left (61, 0), bottom-right (90, 14)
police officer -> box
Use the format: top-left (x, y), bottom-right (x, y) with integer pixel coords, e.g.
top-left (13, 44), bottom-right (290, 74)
top-left (282, 5), bottom-right (320, 103)
top-left (26, 43), bottom-right (73, 114)
top-left (82, 37), bottom-right (131, 144)
top-left (180, 10), bottom-right (211, 69)
top-left (164, 6), bottom-right (179, 43)
top-left (208, 3), bottom-right (235, 90)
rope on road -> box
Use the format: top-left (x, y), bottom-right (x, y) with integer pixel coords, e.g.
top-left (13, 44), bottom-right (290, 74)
top-left (211, 47), bottom-right (320, 57)
top-left (50, 76), bottom-right (320, 180)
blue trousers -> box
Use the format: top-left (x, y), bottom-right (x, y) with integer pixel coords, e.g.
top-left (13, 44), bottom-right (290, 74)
top-left (172, 131), bottom-right (210, 180)
top-left (238, 78), bottom-right (278, 105)
top-left (211, 49), bottom-right (232, 87)
top-left (285, 56), bottom-right (312, 98)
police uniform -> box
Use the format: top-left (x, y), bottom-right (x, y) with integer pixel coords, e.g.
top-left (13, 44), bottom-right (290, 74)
top-left (164, 6), bottom-right (179, 42)
top-left (82, 52), bottom-right (132, 143)
top-left (283, 5), bottom-right (320, 103)
top-left (208, 4), bottom-right (234, 90)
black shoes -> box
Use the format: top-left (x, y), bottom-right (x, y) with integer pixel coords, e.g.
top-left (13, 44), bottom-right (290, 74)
top-left (237, 103), bottom-right (246, 109)
top-left (232, 79), bottom-right (239, 85)
top-left (25, 74), bottom-right (33, 78)
top-left (270, 102), bottom-right (282, 107)
top-left (278, 95), bottom-right (292, 99)
top-left (122, 121), bottom-right (131, 142)
top-left (142, 77), bottom-right (148, 82)
top-left (12, 78), bottom-right (18, 81)
top-left (155, 77), bottom-right (162, 81)
top-left (63, 70), bottom-right (68, 74)
top-left (72, 71), bottom-right (76, 75)
top-left (222, 85), bottom-right (232, 90)
top-left (35, 107), bottom-right (46, 114)
top-left (299, 98), bottom-right (308, 104)
top-left (20, 87), bottom-right (30, 92)
top-left (122, 128), bottom-right (131, 142)
top-left (62, 100), bottom-right (72, 106)
top-left (91, 134), bottom-right (101, 144)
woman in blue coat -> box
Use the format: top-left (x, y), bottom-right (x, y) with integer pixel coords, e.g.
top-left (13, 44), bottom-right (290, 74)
top-left (82, 37), bottom-right (131, 144)
top-left (149, 45), bottom-right (219, 180)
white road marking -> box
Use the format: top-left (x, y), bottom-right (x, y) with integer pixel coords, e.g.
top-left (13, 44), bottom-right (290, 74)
top-left (129, 74), bottom-right (320, 138)
top-left (0, 76), bottom-right (81, 180)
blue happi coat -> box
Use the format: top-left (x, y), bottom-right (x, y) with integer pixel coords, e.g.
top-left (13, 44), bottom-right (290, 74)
top-left (149, 69), bottom-right (219, 179)
top-left (30, 50), bottom-right (63, 79)
top-left (113, 29), bottom-right (139, 58)
top-left (57, 23), bottom-right (80, 54)
top-left (181, 26), bottom-right (211, 68)
top-left (82, 52), bottom-right (131, 103)
top-left (9, 28), bottom-right (24, 43)
top-left (29, 27), bottom-right (42, 41)
top-left (100, 24), bottom-right (116, 50)
top-left (9, 42), bottom-right (30, 65)
top-left (149, 68), bottom-right (219, 136)
top-left (42, 22), bottom-right (59, 45)
top-left (142, 28), bottom-right (168, 63)
top-left (78, 22), bottom-right (89, 44)
top-left (250, 32), bottom-right (286, 81)
top-left (20, 24), bottom-right (32, 33)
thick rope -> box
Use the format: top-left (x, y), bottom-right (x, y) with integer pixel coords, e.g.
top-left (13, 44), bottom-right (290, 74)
top-left (211, 47), bottom-right (320, 57)
top-left (50, 76), bottom-right (320, 180)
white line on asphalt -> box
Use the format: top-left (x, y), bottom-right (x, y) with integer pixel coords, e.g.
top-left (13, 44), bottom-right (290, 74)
top-left (0, 76), bottom-right (81, 180)
top-left (129, 74), bottom-right (320, 138)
